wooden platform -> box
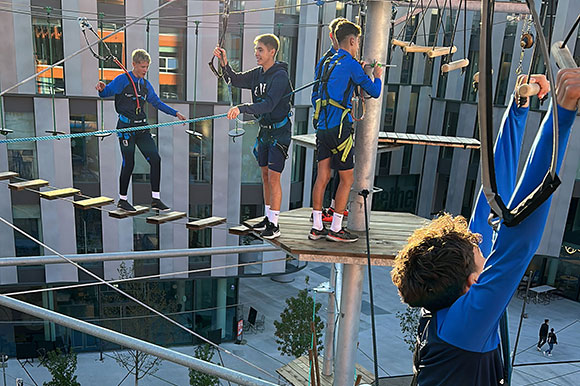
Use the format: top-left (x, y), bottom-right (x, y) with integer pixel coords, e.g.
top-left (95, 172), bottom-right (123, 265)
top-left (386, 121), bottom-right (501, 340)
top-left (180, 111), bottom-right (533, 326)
top-left (378, 132), bottom-right (480, 149)
top-left (146, 211), bottom-right (186, 224)
top-left (8, 179), bottom-right (49, 191)
top-left (243, 207), bottom-right (429, 266)
top-left (277, 355), bottom-right (374, 386)
top-left (186, 216), bottom-right (226, 230)
top-left (108, 205), bottom-right (150, 219)
top-left (0, 171), bottom-right (18, 181)
top-left (228, 225), bottom-right (252, 236)
top-left (39, 187), bottom-right (80, 200)
top-left (292, 134), bottom-right (401, 154)
top-left (73, 196), bottom-right (114, 209)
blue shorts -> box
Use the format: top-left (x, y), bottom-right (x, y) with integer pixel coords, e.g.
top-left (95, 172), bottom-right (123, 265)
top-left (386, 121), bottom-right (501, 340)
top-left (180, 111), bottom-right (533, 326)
top-left (255, 123), bottom-right (291, 173)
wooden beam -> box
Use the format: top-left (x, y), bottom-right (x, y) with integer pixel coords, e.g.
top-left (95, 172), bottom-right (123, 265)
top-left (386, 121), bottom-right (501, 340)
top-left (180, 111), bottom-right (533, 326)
top-left (8, 179), bottom-right (49, 191)
top-left (228, 225), bottom-right (252, 236)
top-left (186, 216), bottom-right (226, 230)
top-left (73, 196), bottom-right (114, 209)
top-left (0, 172), bottom-right (18, 181)
top-left (39, 188), bottom-right (80, 200)
top-left (109, 205), bottom-right (150, 219)
top-left (146, 211), bottom-right (186, 225)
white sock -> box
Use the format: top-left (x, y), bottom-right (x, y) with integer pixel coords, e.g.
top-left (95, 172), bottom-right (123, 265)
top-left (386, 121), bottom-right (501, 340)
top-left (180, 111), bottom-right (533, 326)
top-left (330, 199), bottom-right (336, 209)
top-left (119, 195), bottom-right (128, 201)
top-left (269, 210), bottom-right (280, 226)
top-left (312, 210), bottom-right (323, 230)
top-left (152, 191), bottom-right (160, 199)
top-left (265, 204), bottom-right (271, 219)
top-left (330, 213), bottom-right (344, 232)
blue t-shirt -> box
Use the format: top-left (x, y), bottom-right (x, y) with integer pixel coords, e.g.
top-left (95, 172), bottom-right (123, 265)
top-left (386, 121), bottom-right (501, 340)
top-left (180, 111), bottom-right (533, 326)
top-left (316, 49), bottom-right (381, 130)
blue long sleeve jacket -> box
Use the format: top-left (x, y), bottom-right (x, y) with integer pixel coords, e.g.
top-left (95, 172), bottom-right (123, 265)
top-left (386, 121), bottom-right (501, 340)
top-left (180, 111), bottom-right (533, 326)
top-left (99, 72), bottom-right (178, 121)
top-left (440, 99), bottom-right (575, 354)
top-left (311, 46), bottom-right (336, 109)
top-left (316, 49), bottom-right (382, 130)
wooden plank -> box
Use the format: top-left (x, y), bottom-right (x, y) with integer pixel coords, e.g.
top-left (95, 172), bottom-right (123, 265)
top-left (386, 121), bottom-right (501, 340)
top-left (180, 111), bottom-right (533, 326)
top-left (39, 187), bottom-right (80, 200)
top-left (186, 216), bottom-right (226, 230)
top-left (8, 179), bottom-right (49, 191)
top-left (0, 171), bottom-right (18, 181)
top-left (73, 196), bottom-right (114, 209)
top-left (146, 211), bottom-right (186, 224)
top-left (108, 205), bottom-right (150, 219)
top-left (228, 225), bottom-right (252, 236)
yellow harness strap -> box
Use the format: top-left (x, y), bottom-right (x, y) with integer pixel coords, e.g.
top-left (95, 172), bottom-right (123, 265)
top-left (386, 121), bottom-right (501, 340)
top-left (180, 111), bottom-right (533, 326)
top-left (330, 133), bottom-right (354, 163)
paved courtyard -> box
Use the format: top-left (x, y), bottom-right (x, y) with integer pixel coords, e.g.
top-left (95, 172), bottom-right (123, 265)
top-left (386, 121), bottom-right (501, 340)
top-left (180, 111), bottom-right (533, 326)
top-left (2, 260), bottom-right (579, 385)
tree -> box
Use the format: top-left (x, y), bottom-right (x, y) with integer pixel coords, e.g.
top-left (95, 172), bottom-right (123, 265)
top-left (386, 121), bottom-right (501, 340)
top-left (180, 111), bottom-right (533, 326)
top-left (188, 344), bottom-right (219, 386)
top-left (274, 283), bottom-right (324, 358)
top-left (395, 306), bottom-right (421, 352)
top-left (103, 262), bottom-right (177, 386)
top-left (39, 348), bottom-right (80, 386)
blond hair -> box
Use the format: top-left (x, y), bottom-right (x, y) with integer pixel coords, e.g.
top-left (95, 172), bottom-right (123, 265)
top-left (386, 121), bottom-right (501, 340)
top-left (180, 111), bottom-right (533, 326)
top-left (132, 49), bottom-right (151, 64)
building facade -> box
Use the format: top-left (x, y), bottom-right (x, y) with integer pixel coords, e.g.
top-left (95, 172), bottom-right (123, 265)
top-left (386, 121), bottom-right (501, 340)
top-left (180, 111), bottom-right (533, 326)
top-left (0, 0), bottom-right (578, 357)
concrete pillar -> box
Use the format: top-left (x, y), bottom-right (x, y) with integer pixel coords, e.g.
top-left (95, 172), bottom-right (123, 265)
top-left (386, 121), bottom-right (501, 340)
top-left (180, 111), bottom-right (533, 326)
top-left (216, 278), bottom-right (227, 339)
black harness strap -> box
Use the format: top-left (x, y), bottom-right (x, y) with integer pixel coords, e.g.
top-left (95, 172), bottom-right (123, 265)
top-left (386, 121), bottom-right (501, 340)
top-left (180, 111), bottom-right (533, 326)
top-left (209, 0), bottom-right (230, 78)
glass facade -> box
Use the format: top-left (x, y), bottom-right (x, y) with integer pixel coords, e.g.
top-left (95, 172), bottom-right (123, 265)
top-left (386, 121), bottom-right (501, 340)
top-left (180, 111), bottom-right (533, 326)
top-left (32, 12), bottom-right (65, 95)
top-left (159, 0), bottom-right (187, 100)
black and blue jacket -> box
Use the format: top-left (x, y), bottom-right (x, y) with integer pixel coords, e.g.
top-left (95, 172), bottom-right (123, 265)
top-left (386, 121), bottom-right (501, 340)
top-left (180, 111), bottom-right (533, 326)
top-left (98, 71), bottom-right (178, 123)
top-left (223, 61), bottom-right (292, 126)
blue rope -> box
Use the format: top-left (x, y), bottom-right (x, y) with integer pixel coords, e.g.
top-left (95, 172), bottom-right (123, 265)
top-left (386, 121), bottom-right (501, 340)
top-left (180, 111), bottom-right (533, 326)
top-left (0, 113), bottom-right (228, 144)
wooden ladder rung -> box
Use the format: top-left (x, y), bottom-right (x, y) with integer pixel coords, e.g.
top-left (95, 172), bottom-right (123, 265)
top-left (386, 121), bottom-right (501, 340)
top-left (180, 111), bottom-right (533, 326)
top-left (8, 179), bottom-right (49, 191)
top-left (39, 188), bottom-right (80, 200)
top-left (109, 205), bottom-right (150, 219)
top-left (228, 225), bottom-right (252, 236)
top-left (186, 216), bottom-right (226, 230)
top-left (0, 171), bottom-right (18, 181)
top-left (146, 211), bottom-right (186, 224)
top-left (73, 196), bottom-right (114, 209)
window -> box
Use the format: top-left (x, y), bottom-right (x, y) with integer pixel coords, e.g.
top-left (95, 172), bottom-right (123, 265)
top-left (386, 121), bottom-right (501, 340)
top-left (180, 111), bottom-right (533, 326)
top-left (6, 107), bottom-right (38, 180)
top-left (462, 12), bottom-right (481, 102)
top-left (494, 17), bottom-right (518, 105)
top-left (13, 205), bottom-right (43, 257)
top-left (189, 204), bottom-right (212, 273)
top-left (158, 0), bottom-right (186, 100)
top-left (32, 7), bottom-right (65, 95)
top-left (75, 209), bottom-right (103, 254)
top-left (407, 86), bottom-right (420, 132)
top-left (383, 85), bottom-right (398, 131)
top-left (423, 12), bottom-right (441, 85)
top-left (400, 15), bottom-right (418, 84)
top-left (190, 105), bottom-right (213, 184)
top-left (291, 108), bottom-right (308, 184)
top-left (97, 0), bottom-right (126, 82)
top-left (133, 218), bottom-right (159, 276)
top-left (70, 111), bottom-right (99, 184)
top-left (241, 123), bottom-right (262, 184)
top-left (275, 0), bottom-right (301, 15)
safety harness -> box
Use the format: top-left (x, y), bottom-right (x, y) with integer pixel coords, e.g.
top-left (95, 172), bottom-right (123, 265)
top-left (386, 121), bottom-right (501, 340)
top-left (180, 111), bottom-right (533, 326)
top-left (313, 54), bottom-right (354, 163)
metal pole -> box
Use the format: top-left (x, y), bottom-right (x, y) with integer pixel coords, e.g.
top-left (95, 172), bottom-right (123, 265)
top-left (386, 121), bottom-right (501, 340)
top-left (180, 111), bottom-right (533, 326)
top-left (511, 271), bottom-right (534, 368)
top-left (1, 354), bottom-right (6, 386)
top-left (0, 244), bottom-right (276, 267)
top-left (334, 2), bottom-right (390, 385)
top-left (323, 264), bottom-right (337, 376)
top-left (0, 295), bottom-right (277, 386)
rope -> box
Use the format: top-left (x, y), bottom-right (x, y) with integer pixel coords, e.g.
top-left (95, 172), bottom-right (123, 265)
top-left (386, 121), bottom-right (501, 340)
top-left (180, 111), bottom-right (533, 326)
top-left (0, 214), bottom-right (281, 383)
top-left (0, 113), bottom-right (227, 143)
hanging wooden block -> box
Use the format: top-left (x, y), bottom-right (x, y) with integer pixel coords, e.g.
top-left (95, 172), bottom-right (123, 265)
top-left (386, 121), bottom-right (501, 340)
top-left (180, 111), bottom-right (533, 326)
top-left (109, 205), bottom-right (150, 219)
top-left (186, 216), bottom-right (226, 230)
top-left (391, 39), bottom-right (410, 47)
top-left (146, 211), bottom-right (186, 224)
top-left (228, 225), bottom-right (252, 236)
top-left (39, 187), bottom-right (80, 200)
top-left (0, 172), bottom-right (18, 181)
top-left (441, 58), bottom-right (470, 73)
top-left (427, 46), bottom-right (458, 58)
top-left (8, 179), bottom-right (49, 191)
top-left (403, 44), bottom-right (432, 54)
top-left (73, 196), bottom-right (114, 209)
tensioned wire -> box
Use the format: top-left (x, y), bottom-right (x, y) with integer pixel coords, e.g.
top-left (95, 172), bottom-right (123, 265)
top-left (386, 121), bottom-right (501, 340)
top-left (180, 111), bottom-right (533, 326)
top-left (0, 215), bottom-right (282, 383)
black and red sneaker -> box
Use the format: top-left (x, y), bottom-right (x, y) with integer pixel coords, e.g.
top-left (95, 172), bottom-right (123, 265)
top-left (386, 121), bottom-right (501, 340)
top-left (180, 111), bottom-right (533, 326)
top-left (326, 228), bottom-right (359, 243)
top-left (308, 227), bottom-right (329, 240)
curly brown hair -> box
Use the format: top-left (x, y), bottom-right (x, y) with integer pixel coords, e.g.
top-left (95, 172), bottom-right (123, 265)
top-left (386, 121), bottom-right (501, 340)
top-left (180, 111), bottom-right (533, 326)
top-left (391, 214), bottom-right (481, 311)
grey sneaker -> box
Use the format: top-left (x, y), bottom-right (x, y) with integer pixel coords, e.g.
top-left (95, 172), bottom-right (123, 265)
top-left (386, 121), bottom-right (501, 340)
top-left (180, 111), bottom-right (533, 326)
top-left (252, 216), bottom-right (269, 231)
top-left (326, 228), bottom-right (359, 243)
top-left (117, 199), bottom-right (136, 212)
top-left (309, 227), bottom-right (329, 240)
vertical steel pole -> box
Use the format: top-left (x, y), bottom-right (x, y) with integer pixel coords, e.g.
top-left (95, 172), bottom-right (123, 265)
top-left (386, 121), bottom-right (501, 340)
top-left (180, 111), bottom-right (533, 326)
top-left (334, 2), bottom-right (391, 385)
top-left (323, 264), bottom-right (337, 376)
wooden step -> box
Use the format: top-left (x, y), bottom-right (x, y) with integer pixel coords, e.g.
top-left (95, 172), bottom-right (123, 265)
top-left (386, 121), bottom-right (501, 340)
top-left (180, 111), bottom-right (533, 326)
top-left (0, 171), bottom-right (18, 181)
top-left (109, 205), bottom-right (150, 219)
top-left (146, 211), bottom-right (186, 224)
top-left (73, 196), bottom-right (114, 209)
top-left (39, 187), bottom-right (80, 200)
top-left (228, 225), bottom-right (252, 236)
top-left (186, 216), bottom-right (226, 230)
top-left (8, 179), bottom-right (49, 191)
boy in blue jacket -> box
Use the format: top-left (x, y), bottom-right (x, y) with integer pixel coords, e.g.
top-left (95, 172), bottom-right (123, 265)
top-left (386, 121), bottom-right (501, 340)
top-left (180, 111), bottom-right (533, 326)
top-left (391, 69), bottom-right (580, 385)
top-left (310, 20), bottom-right (383, 242)
top-left (213, 34), bottom-right (292, 240)
top-left (96, 49), bottom-right (186, 212)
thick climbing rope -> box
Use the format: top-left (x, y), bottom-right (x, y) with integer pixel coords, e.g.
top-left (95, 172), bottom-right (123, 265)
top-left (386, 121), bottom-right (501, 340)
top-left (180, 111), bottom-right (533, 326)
top-left (0, 113), bottom-right (227, 143)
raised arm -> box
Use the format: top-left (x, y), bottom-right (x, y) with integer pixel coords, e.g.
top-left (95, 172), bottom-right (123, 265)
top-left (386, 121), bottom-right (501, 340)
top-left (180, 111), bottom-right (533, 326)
top-left (213, 47), bottom-right (256, 90)
top-left (351, 61), bottom-right (382, 98)
top-left (442, 69), bottom-right (578, 353)
top-left (97, 75), bottom-right (125, 98)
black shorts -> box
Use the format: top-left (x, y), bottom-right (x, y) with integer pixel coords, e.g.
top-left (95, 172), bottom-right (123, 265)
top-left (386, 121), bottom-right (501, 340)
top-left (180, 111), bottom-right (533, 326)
top-left (255, 123), bottom-right (292, 173)
top-left (316, 122), bottom-right (354, 170)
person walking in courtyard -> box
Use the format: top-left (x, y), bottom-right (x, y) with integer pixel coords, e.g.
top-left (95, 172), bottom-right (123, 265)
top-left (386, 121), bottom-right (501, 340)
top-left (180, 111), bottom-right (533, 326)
top-left (537, 319), bottom-right (549, 351)
top-left (544, 328), bottom-right (558, 356)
